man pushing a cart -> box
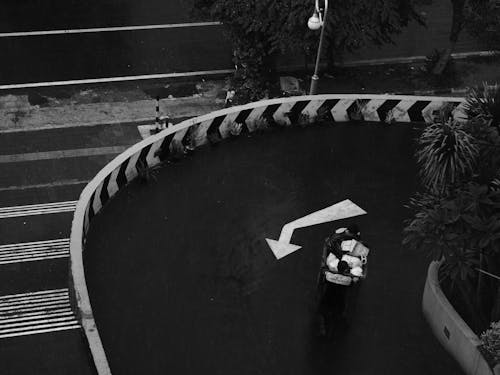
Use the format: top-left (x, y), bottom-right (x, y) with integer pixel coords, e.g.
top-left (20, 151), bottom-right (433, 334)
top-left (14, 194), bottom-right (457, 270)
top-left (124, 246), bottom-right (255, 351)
top-left (316, 224), bottom-right (370, 337)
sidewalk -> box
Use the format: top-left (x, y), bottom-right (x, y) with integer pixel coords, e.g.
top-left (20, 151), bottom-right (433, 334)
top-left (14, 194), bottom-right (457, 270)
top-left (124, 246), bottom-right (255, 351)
top-left (1, 55), bottom-right (499, 134)
top-left (0, 81), bottom-right (226, 132)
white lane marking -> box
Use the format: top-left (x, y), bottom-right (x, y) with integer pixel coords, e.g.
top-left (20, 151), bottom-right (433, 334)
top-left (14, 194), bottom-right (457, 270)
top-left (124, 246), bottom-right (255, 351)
top-left (0, 288), bottom-right (68, 301)
top-left (0, 310), bottom-right (73, 324)
top-left (0, 288), bottom-right (79, 338)
top-left (0, 321), bottom-right (79, 335)
top-left (266, 199), bottom-right (367, 259)
top-left (0, 69), bottom-right (235, 90)
top-left (0, 22), bottom-right (222, 38)
top-left (0, 50), bottom-right (494, 90)
top-left (0, 238), bottom-right (69, 252)
top-left (0, 201), bottom-right (76, 212)
top-left (0, 301), bottom-right (70, 313)
top-left (0, 296), bottom-right (69, 310)
top-left (0, 308), bottom-right (72, 320)
top-left (0, 179), bottom-right (88, 192)
top-left (0, 239), bottom-right (70, 264)
top-left (0, 146), bottom-right (129, 163)
top-left (0, 249), bottom-right (67, 258)
top-left (0, 325), bottom-right (81, 339)
top-left (0, 316), bottom-right (76, 329)
top-left (0, 254), bottom-right (69, 265)
top-left (0, 201), bottom-right (77, 219)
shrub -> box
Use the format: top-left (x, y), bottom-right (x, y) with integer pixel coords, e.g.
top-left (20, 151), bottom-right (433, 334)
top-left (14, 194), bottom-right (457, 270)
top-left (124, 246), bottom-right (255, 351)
top-left (416, 119), bottom-right (478, 194)
top-left (465, 83), bottom-right (500, 128)
top-left (405, 85), bottom-right (500, 331)
top-left (465, 1), bottom-right (500, 50)
top-left (480, 321), bottom-right (500, 365)
top-left (136, 159), bottom-right (160, 184)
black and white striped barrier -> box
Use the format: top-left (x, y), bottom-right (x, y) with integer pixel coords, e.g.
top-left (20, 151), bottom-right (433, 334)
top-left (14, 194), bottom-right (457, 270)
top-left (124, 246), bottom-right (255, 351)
top-left (69, 94), bottom-right (466, 375)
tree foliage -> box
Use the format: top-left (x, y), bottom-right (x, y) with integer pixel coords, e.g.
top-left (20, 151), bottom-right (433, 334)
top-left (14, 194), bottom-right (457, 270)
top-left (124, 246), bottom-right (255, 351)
top-left (465, 0), bottom-right (500, 50)
top-left (404, 84), bottom-right (500, 330)
top-left (191, 0), bottom-right (424, 102)
top-left (322, 0), bottom-right (424, 64)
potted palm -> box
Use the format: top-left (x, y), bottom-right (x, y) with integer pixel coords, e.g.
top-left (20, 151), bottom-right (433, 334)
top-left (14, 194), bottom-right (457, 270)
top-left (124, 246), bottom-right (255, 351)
top-left (403, 83), bottom-right (500, 359)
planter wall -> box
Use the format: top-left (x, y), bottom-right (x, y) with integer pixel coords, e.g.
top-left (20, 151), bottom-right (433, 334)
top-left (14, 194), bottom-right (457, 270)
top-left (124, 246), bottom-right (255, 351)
top-left (423, 261), bottom-right (500, 375)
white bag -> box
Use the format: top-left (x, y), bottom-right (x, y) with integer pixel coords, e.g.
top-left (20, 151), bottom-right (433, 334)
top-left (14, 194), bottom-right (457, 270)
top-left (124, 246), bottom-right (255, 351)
top-left (326, 253), bottom-right (339, 271)
top-left (350, 266), bottom-right (363, 277)
top-left (325, 271), bottom-right (352, 286)
top-left (351, 241), bottom-right (370, 258)
top-left (341, 254), bottom-right (362, 268)
top-left (341, 239), bottom-right (357, 252)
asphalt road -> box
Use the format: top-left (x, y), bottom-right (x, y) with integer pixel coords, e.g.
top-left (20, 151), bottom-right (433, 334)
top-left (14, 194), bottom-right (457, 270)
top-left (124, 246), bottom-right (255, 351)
top-left (84, 122), bottom-right (464, 375)
top-left (0, 27), bottom-right (232, 85)
top-left (1, 0), bottom-right (200, 31)
top-left (0, 0), bottom-right (232, 85)
top-left (0, 120), bottom-right (146, 374)
top-left (0, 0), bottom-right (484, 86)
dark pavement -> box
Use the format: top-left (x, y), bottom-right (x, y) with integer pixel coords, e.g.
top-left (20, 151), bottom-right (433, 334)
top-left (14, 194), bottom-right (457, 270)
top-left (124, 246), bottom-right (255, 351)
top-left (0, 0), bottom-right (200, 32)
top-left (0, 27), bottom-right (232, 85)
top-left (0, 330), bottom-right (96, 375)
top-left (0, 1), bottom-right (484, 86)
top-left (84, 122), bottom-right (464, 374)
top-left (0, 117), bottom-right (147, 374)
top-left (0, 123), bottom-right (142, 154)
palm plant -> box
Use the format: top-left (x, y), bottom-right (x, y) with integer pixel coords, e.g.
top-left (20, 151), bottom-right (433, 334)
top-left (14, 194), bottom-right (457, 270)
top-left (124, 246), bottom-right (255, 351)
top-left (416, 119), bottom-right (478, 195)
top-left (464, 82), bottom-right (500, 128)
top-left (404, 183), bottom-right (500, 331)
top-left (405, 84), bottom-right (500, 332)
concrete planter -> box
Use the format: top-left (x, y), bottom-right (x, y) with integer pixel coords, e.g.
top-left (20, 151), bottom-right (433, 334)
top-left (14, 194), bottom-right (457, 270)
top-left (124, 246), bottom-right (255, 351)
top-left (423, 261), bottom-right (500, 375)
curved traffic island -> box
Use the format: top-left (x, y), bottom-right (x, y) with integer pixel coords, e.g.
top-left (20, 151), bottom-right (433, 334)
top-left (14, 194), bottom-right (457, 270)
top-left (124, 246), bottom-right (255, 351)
top-left (69, 95), bottom-right (470, 374)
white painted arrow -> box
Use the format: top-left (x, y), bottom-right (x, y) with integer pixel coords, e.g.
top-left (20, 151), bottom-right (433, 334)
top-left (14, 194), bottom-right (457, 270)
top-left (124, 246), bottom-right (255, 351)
top-left (265, 199), bottom-right (367, 259)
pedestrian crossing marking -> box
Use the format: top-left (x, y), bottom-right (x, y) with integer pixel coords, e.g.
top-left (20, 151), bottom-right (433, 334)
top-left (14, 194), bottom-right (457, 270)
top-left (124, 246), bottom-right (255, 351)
top-left (0, 288), bottom-right (79, 339)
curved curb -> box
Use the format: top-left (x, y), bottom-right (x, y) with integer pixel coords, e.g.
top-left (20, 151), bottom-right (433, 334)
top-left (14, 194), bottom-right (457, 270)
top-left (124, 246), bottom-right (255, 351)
top-left (422, 261), bottom-right (499, 375)
top-left (69, 94), bottom-right (466, 374)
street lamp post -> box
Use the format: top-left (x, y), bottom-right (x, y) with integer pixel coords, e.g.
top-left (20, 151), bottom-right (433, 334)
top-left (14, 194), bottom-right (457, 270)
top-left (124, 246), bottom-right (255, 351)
top-left (308, 0), bottom-right (329, 95)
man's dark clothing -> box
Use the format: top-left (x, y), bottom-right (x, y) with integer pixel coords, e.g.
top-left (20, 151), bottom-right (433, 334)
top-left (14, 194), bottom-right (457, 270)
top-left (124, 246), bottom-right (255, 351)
top-left (316, 230), bottom-right (360, 335)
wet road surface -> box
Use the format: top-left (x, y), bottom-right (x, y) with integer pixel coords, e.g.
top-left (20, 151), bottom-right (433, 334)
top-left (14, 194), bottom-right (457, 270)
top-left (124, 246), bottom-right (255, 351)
top-left (84, 122), bottom-right (464, 375)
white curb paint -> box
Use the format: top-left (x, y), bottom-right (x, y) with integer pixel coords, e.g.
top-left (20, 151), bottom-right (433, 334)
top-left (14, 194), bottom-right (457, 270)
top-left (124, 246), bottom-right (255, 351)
top-left (423, 261), bottom-right (497, 375)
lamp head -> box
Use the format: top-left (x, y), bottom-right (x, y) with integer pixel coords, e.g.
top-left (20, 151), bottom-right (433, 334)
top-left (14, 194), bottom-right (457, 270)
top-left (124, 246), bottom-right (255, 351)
top-left (307, 12), bottom-right (322, 30)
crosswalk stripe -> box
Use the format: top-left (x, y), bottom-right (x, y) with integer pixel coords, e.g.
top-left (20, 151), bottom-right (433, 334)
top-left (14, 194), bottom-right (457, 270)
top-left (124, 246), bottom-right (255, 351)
top-left (0, 321), bottom-right (79, 335)
top-left (0, 301), bottom-right (71, 313)
top-left (0, 253), bottom-right (69, 265)
top-left (0, 201), bottom-right (77, 219)
top-left (0, 238), bottom-right (69, 264)
top-left (0, 289), bottom-right (79, 338)
top-left (0, 308), bottom-right (72, 320)
top-left (0, 239), bottom-right (70, 264)
top-left (0, 310), bottom-right (73, 324)
top-left (0, 295), bottom-right (69, 309)
top-left (0, 316), bottom-right (76, 330)
top-left (0, 248), bottom-right (68, 259)
top-left (0, 325), bottom-right (81, 339)
top-left (0, 288), bottom-right (67, 301)
top-left (0, 238), bottom-right (69, 252)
